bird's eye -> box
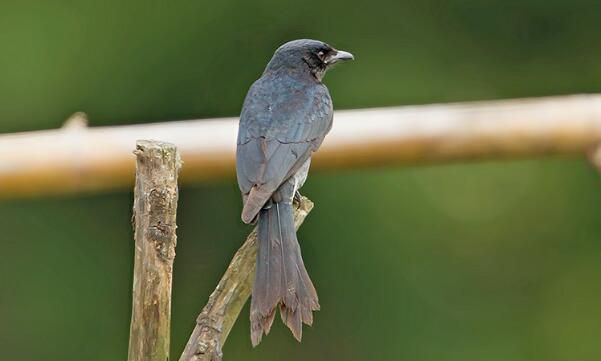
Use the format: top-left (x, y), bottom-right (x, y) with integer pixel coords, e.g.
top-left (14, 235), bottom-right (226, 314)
top-left (317, 50), bottom-right (325, 59)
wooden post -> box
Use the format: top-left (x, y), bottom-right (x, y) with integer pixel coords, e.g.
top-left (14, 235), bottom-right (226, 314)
top-left (128, 140), bottom-right (181, 361)
top-left (178, 197), bottom-right (314, 361)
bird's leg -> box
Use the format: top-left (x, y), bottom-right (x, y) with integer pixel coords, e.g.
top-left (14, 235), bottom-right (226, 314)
top-left (293, 190), bottom-right (303, 206)
top-left (262, 199), bottom-right (273, 210)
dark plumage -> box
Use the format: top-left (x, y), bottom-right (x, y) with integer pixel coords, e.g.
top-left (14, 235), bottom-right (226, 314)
top-left (236, 39), bottom-right (353, 346)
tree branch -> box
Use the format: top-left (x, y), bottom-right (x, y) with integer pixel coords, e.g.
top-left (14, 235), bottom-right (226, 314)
top-left (128, 140), bottom-right (181, 361)
top-left (2, 94), bottom-right (601, 198)
top-left (178, 197), bottom-right (314, 361)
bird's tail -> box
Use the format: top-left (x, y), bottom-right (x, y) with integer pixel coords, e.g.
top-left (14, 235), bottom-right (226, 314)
top-left (250, 202), bottom-right (320, 346)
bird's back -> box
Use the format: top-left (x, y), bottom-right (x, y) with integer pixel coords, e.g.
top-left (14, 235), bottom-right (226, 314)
top-left (237, 73), bottom-right (332, 145)
top-left (236, 72), bottom-right (333, 201)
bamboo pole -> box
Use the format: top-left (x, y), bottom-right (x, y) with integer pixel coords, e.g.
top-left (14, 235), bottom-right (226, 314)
top-left (128, 140), bottom-right (181, 361)
top-left (178, 197), bottom-right (314, 361)
top-left (1, 94), bottom-right (601, 198)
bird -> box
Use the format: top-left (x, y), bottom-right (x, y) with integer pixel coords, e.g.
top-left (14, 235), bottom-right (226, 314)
top-left (236, 39), bottom-right (354, 346)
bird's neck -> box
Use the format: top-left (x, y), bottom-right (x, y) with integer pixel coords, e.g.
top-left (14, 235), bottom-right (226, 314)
top-left (263, 60), bottom-right (320, 83)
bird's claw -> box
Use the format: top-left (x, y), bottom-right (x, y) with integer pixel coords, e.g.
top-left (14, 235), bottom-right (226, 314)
top-left (293, 191), bottom-right (303, 206)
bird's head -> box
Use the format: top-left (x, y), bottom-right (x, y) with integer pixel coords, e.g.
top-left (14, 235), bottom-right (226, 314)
top-left (265, 39), bottom-right (354, 81)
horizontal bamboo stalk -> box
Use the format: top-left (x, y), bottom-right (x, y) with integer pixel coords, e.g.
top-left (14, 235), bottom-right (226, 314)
top-left (1, 94), bottom-right (601, 198)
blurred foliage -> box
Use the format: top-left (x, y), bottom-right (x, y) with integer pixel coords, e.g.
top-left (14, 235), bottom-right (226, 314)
top-left (1, 1), bottom-right (601, 360)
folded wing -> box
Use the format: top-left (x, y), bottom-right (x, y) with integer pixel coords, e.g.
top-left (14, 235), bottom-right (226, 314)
top-left (236, 76), bottom-right (333, 223)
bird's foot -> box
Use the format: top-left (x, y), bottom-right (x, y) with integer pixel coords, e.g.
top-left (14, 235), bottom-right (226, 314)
top-left (293, 190), bottom-right (303, 206)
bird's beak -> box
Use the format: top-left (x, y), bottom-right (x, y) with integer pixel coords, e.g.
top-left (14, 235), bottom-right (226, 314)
top-left (326, 49), bottom-right (354, 65)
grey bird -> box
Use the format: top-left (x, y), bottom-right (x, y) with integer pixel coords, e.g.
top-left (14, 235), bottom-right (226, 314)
top-left (236, 39), bottom-right (354, 346)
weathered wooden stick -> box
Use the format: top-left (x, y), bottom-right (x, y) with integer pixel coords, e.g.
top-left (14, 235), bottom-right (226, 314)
top-left (178, 197), bottom-right (314, 361)
top-left (3, 94), bottom-right (601, 198)
top-left (128, 140), bottom-right (181, 361)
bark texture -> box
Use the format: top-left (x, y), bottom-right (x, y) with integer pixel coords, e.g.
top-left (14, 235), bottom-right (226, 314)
top-left (128, 140), bottom-right (181, 361)
top-left (178, 197), bottom-right (314, 361)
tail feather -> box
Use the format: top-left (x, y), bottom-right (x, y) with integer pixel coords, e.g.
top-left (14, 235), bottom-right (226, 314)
top-left (250, 202), bottom-right (319, 346)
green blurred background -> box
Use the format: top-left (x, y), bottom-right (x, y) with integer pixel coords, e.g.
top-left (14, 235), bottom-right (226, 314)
top-left (2, 1), bottom-right (601, 360)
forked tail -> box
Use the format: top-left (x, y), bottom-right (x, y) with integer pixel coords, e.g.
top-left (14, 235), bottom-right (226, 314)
top-left (250, 202), bottom-right (320, 346)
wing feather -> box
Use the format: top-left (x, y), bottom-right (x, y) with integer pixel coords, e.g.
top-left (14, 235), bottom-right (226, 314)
top-left (236, 74), bottom-right (333, 222)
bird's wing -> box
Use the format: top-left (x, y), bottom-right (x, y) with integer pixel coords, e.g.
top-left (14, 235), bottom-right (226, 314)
top-left (236, 76), bottom-right (333, 223)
